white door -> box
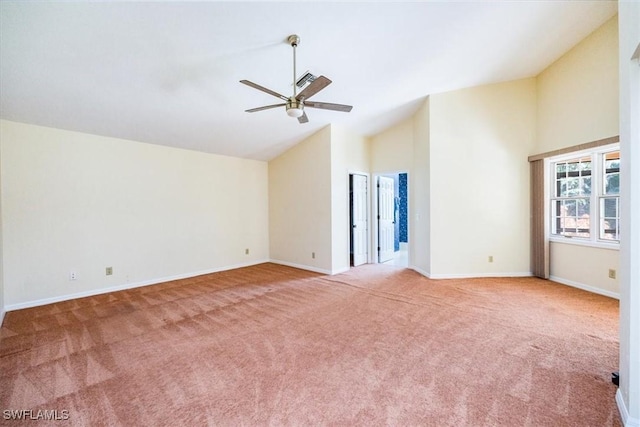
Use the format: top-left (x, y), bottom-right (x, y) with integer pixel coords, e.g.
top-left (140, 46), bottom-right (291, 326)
top-left (352, 174), bottom-right (368, 266)
top-left (378, 176), bottom-right (395, 263)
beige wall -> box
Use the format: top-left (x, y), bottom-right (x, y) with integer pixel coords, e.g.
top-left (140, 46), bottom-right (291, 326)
top-left (536, 16), bottom-right (619, 154)
top-left (268, 126), bottom-right (333, 273)
top-left (369, 117), bottom-right (414, 173)
top-left (410, 98), bottom-right (431, 275)
top-left (536, 16), bottom-right (620, 296)
top-left (549, 243), bottom-right (619, 297)
top-left (428, 79), bottom-right (537, 277)
top-left (330, 125), bottom-right (370, 273)
top-left (269, 124), bottom-right (370, 274)
top-left (1, 120), bottom-right (269, 308)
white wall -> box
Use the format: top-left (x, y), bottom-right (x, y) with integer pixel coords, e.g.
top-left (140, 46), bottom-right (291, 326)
top-left (268, 126), bottom-right (333, 273)
top-left (410, 98), bottom-right (431, 276)
top-left (618, 1), bottom-right (640, 424)
top-left (428, 79), bottom-right (537, 278)
top-left (536, 16), bottom-right (620, 296)
top-left (330, 125), bottom-right (370, 273)
top-left (0, 135), bottom-right (4, 325)
top-left (1, 120), bottom-right (269, 308)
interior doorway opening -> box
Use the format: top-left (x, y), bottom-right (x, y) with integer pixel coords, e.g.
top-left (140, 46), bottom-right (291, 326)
top-left (374, 172), bottom-right (409, 268)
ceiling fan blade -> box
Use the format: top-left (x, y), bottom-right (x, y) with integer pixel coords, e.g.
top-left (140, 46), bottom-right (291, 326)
top-left (298, 111), bottom-right (309, 124)
top-left (245, 103), bottom-right (286, 113)
top-left (240, 80), bottom-right (288, 101)
top-left (304, 101), bottom-right (353, 112)
top-left (296, 75), bottom-right (332, 101)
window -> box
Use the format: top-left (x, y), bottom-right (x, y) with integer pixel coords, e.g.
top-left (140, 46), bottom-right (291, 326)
top-left (549, 145), bottom-right (620, 245)
top-left (600, 151), bottom-right (620, 241)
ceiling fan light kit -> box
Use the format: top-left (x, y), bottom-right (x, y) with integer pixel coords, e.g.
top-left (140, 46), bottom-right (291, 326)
top-left (240, 34), bottom-right (353, 124)
top-left (286, 99), bottom-right (304, 118)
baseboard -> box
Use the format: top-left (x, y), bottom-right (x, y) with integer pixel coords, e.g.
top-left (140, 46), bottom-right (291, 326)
top-left (0, 307), bottom-right (5, 328)
top-left (4, 259), bottom-right (270, 312)
top-left (617, 388), bottom-right (640, 427)
top-left (269, 259), bottom-right (332, 275)
top-left (331, 266), bottom-right (351, 275)
top-left (409, 267), bottom-right (533, 280)
top-left (549, 275), bottom-right (620, 300)
top-left (409, 265), bottom-right (431, 278)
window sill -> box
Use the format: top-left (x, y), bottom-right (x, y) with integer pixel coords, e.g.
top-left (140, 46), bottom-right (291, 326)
top-left (548, 236), bottom-right (620, 251)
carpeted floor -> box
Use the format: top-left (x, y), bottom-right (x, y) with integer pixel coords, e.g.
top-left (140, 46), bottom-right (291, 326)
top-left (0, 263), bottom-right (621, 426)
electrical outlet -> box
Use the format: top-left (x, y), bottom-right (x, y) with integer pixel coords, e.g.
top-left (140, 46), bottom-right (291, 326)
top-left (106, 267), bottom-right (113, 276)
top-left (245, 248), bottom-right (249, 255)
top-left (609, 269), bottom-right (616, 279)
top-left (69, 271), bottom-right (77, 281)
top-left (312, 252), bottom-right (316, 259)
top-left (488, 256), bottom-right (494, 263)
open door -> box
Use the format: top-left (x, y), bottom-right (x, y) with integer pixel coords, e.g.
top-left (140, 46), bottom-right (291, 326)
top-left (350, 174), bottom-right (368, 267)
top-left (378, 176), bottom-right (395, 263)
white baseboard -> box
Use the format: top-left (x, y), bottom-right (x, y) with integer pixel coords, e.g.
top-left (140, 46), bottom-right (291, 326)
top-left (268, 259), bottom-right (332, 275)
top-left (331, 266), bottom-right (351, 275)
top-left (409, 265), bottom-right (431, 278)
top-left (409, 266), bottom-right (532, 280)
top-left (549, 275), bottom-right (620, 300)
top-left (4, 259), bottom-right (270, 312)
top-left (617, 388), bottom-right (640, 427)
top-left (0, 307), bottom-right (5, 328)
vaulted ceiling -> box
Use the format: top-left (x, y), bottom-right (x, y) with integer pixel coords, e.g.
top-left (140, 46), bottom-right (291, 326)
top-left (0, 1), bottom-right (617, 160)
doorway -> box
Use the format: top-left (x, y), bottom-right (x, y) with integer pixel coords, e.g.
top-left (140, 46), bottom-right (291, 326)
top-left (349, 173), bottom-right (369, 267)
top-left (375, 173), bottom-right (409, 267)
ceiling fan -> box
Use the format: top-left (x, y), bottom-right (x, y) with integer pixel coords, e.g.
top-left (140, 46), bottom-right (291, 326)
top-left (240, 35), bottom-right (353, 124)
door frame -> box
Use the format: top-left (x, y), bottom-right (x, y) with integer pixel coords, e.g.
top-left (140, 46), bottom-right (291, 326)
top-left (372, 171), bottom-right (410, 265)
top-left (348, 171), bottom-right (372, 266)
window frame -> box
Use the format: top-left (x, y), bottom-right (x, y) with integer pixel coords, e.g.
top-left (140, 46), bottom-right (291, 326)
top-left (547, 143), bottom-right (620, 249)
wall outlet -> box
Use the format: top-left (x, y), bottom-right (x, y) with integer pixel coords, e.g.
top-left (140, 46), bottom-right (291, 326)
top-left (609, 269), bottom-right (616, 279)
top-left (245, 248), bottom-right (249, 255)
top-left (106, 266), bottom-right (113, 276)
top-left (488, 256), bottom-right (494, 263)
top-left (69, 271), bottom-right (77, 281)
top-left (312, 252), bottom-right (316, 259)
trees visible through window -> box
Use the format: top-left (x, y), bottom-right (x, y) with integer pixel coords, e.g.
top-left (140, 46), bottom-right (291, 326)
top-left (550, 146), bottom-right (620, 244)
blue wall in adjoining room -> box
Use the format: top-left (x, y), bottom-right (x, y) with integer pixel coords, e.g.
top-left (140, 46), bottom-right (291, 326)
top-left (394, 175), bottom-right (400, 251)
top-left (399, 173), bottom-right (408, 243)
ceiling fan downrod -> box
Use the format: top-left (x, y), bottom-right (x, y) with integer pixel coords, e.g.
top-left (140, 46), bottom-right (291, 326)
top-left (288, 35), bottom-right (300, 98)
top-left (286, 35), bottom-right (303, 117)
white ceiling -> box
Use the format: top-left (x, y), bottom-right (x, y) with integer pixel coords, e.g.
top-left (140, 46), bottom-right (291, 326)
top-left (0, 1), bottom-right (617, 161)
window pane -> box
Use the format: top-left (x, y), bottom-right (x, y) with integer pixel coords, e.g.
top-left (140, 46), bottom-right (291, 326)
top-left (605, 173), bottom-right (619, 194)
top-left (581, 176), bottom-right (592, 195)
top-left (603, 198), bottom-right (618, 217)
top-left (568, 161), bottom-right (579, 173)
top-left (599, 197), bottom-right (620, 241)
top-left (551, 198), bottom-right (590, 238)
top-left (566, 177), bottom-right (580, 196)
top-left (603, 151), bottom-right (620, 196)
top-left (577, 199), bottom-right (590, 217)
top-left (606, 160), bottom-right (620, 170)
top-left (563, 199), bottom-right (576, 216)
top-left (601, 219), bottom-right (619, 240)
top-left (558, 179), bottom-right (567, 197)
